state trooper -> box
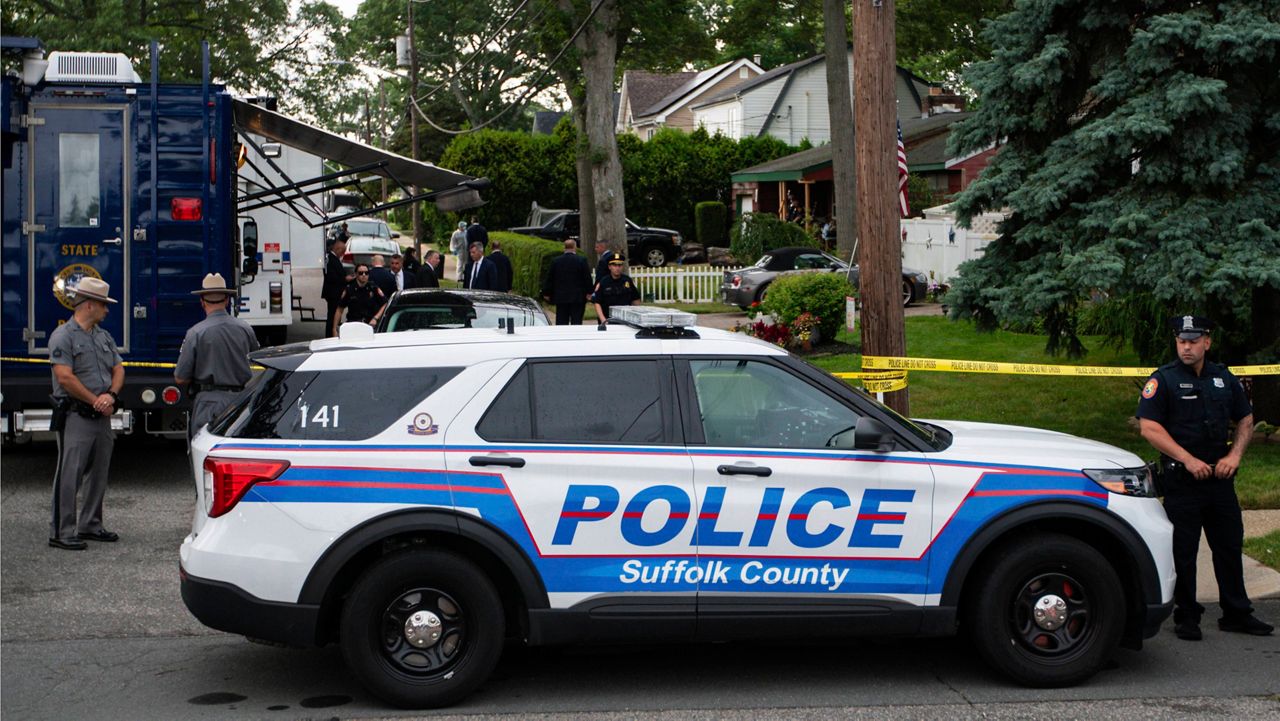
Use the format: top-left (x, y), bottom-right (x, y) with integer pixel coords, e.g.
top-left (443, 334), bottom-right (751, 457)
top-left (175, 273), bottom-right (260, 436)
top-left (48, 277), bottom-right (124, 550)
top-left (1136, 315), bottom-right (1272, 639)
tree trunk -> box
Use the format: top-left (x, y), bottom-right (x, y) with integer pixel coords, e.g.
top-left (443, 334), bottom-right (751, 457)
top-left (563, 0), bottom-right (627, 259)
top-left (853, 0), bottom-right (908, 414)
top-left (823, 0), bottom-right (857, 263)
top-left (571, 100), bottom-right (597, 251)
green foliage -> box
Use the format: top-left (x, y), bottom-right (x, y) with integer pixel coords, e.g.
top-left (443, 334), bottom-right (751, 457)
top-left (695, 202), bottom-right (729, 247)
top-left (905, 174), bottom-right (937, 215)
top-left (761, 272), bottom-right (854, 341)
top-left (438, 130), bottom-right (578, 230)
top-left (489, 231), bottom-right (564, 299)
top-left (947, 0), bottom-right (1280, 366)
top-left (729, 213), bottom-right (816, 264)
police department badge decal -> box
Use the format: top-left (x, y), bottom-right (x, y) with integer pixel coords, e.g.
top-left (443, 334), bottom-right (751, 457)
top-left (1213, 377), bottom-right (1225, 388)
top-left (1142, 378), bottom-right (1158, 399)
top-left (408, 412), bottom-right (438, 436)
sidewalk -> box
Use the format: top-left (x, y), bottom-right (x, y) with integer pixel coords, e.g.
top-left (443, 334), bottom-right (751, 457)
top-left (1205, 510), bottom-right (1280, 602)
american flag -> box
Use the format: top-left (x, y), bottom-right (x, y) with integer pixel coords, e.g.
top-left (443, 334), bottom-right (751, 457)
top-left (897, 119), bottom-right (910, 217)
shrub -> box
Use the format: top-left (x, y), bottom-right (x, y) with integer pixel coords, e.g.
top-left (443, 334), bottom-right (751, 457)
top-left (761, 272), bottom-right (855, 341)
top-left (695, 201), bottom-right (728, 247)
top-left (491, 231), bottom-right (565, 299)
top-left (729, 212), bottom-right (815, 264)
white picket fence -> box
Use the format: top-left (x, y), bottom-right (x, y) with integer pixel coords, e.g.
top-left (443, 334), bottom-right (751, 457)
top-left (628, 264), bottom-right (745, 304)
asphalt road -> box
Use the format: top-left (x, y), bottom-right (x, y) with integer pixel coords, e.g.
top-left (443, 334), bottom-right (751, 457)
top-left (2, 436), bottom-right (1278, 721)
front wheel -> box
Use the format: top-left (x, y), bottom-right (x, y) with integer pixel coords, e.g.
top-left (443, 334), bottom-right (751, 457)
top-left (965, 534), bottom-right (1124, 687)
top-left (340, 549), bottom-right (505, 708)
top-left (643, 244), bottom-right (668, 267)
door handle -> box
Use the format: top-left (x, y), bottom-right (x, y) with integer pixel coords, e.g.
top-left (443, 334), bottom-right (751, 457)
top-left (469, 455), bottom-right (526, 469)
top-left (102, 237), bottom-right (122, 246)
top-left (717, 464), bottom-right (771, 477)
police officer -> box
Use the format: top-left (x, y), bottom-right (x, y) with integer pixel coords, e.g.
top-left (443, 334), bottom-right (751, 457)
top-left (591, 254), bottom-right (641, 327)
top-left (334, 263), bottom-right (387, 334)
top-left (1136, 315), bottom-right (1272, 639)
top-left (48, 277), bottom-right (124, 550)
top-left (175, 273), bottom-right (260, 436)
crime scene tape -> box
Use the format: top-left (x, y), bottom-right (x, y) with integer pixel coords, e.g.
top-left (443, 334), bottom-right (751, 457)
top-left (2, 357), bottom-right (268, 371)
top-left (832, 370), bottom-right (909, 393)
top-left (858, 355), bottom-right (1280, 384)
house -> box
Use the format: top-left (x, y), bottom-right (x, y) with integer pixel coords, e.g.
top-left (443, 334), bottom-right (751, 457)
top-left (617, 57), bottom-right (764, 139)
top-left (691, 50), bottom-right (964, 144)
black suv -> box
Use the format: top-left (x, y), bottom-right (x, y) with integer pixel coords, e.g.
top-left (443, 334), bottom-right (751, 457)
top-left (507, 212), bottom-right (681, 267)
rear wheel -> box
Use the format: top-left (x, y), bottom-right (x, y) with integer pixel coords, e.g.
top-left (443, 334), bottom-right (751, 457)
top-left (965, 534), bottom-right (1124, 687)
top-left (902, 279), bottom-right (914, 306)
top-left (642, 244), bottom-right (668, 267)
top-left (340, 549), bottom-right (504, 708)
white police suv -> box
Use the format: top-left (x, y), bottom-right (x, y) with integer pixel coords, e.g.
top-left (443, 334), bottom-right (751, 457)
top-left (180, 308), bottom-right (1174, 708)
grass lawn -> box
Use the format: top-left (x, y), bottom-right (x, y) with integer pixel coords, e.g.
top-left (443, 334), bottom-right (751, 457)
top-left (807, 316), bottom-right (1280, 509)
top-left (1244, 531), bottom-right (1280, 572)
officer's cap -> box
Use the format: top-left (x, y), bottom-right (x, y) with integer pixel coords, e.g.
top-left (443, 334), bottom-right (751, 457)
top-left (608, 255), bottom-right (627, 265)
top-left (1170, 314), bottom-right (1213, 340)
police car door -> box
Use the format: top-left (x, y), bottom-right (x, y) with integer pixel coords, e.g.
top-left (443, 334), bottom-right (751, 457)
top-left (678, 358), bottom-right (936, 639)
top-left (446, 356), bottom-right (698, 639)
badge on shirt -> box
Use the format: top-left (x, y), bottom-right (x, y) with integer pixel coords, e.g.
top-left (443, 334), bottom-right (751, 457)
top-left (1213, 377), bottom-right (1225, 388)
top-left (1141, 378), bottom-right (1158, 399)
top-left (52, 348), bottom-right (63, 359)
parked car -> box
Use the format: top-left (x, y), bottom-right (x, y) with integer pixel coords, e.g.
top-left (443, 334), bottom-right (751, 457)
top-left (375, 289), bottom-right (549, 332)
top-left (720, 246), bottom-right (929, 309)
top-left (507, 212), bottom-right (681, 267)
top-left (342, 218), bottom-right (401, 273)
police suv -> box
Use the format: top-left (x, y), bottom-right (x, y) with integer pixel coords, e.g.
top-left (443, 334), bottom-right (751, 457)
top-left (180, 308), bottom-right (1174, 708)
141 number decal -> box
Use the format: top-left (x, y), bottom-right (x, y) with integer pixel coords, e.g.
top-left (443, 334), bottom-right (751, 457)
top-left (299, 404), bottom-right (340, 428)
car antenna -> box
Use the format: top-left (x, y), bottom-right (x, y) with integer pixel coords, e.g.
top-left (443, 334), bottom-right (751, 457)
top-left (506, 315), bottom-right (515, 334)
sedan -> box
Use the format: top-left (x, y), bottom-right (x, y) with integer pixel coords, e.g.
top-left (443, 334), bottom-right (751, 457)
top-left (341, 218), bottom-right (402, 273)
top-left (720, 246), bottom-right (929, 309)
top-left (375, 289), bottom-right (550, 332)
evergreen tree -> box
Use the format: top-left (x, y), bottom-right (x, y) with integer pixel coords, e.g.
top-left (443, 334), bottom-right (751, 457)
top-left (946, 0), bottom-right (1280, 417)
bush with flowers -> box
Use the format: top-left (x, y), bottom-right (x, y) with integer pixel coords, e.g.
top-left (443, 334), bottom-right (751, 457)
top-left (790, 312), bottom-right (819, 345)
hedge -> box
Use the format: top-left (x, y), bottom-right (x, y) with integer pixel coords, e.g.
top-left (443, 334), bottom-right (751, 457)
top-left (729, 212), bottom-right (817, 264)
top-left (491, 231), bottom-right (567, 300)
top-left (761, 272), bottom-right (855, 341)
top-left (695, 201), bottom-right (728, 247)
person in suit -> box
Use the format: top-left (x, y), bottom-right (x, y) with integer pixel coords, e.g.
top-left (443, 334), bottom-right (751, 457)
top-left (401, 246), bottom-right (421, 276)
top-left (322, 237), bottom-right (350, 338)
top-left (416, 250), bottom-right (442, 288)
top-left (463, 242), bottom-right (498, 290)
top-left (465, 215), bottom-right (489, 251)
top-left (488, 240), bottom-right (514, 293)
top-left (369, 254), bottom-right (397, 298)
top-left (390, 254), bottom-right (413, 292)
top-left (594, 238), bottom-right (616, 285)
top-left (541, 239), bottom-right (593, 325)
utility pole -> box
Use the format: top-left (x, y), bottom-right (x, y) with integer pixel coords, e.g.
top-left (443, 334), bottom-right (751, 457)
top-left (853, 0), bottom-right (908, 414)
top-left (379, 78), bottom-right (389, 221)
top-left (408, 0), bottom-right (421, 248)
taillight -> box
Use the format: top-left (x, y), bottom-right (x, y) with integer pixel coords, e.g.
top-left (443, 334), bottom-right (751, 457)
top-left (732, 276), bottom-right (741, 288)
top-left (162, 385), bottom-right (181, 405)
top-left (172, 198), bottom-right (202, 221)
top-left (204, 457), bottom-right (290, 518)
top-left (342, 252), bottom-right (353, 263)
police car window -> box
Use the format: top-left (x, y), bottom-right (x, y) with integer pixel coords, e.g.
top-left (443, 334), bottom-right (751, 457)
top-left (477, 361), bottom-right (665, 444)
top-left (690, 359), bottom-right (859, 449)
top-left (212, 367), bottom-right (461, 440)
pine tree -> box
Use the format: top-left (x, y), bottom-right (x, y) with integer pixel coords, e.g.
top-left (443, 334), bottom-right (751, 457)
top-left (946, 1), bottom-right (1280, 417)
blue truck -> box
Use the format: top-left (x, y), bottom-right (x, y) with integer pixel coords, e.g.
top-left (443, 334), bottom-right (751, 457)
top-left (2, 38), bottom-right (486, 439)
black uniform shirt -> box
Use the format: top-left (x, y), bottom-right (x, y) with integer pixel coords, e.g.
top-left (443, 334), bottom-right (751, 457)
top-left (1135, 360), bottom-right (1252, 463)
top-left (592, 273), bottom-right (640, 320)
top-left (338, 281), bottom-right (386, 323)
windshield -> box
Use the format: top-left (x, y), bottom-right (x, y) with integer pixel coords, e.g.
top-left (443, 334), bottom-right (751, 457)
top-left (385, 303), bottom-right (546, 331)
top-left (346, 220), bottom-right (390, 238)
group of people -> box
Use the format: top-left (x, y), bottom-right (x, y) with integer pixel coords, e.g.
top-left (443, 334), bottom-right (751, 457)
top-left (541, 238), bottom-right (641, 326)
top-left (320, 239), bottom-right (455, 337)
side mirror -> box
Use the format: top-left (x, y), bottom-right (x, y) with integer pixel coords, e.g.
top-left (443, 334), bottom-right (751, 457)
top-left (853, 416), bottom-right (896, 452)
top-left (391, 231), bottom-right (401, 239)
top-left (242, 219), bottom-right (259, 276)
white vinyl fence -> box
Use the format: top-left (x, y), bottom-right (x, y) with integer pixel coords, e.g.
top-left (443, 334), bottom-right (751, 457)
top-left (628, 264), bottom-right (745, 304)
top-left (900, 207), bottom-right (1005, 284)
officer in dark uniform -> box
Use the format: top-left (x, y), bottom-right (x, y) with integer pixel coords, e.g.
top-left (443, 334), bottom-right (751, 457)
top-left (591, 254), bottom-right (641, 327)
top-left (1136, 315), bottom-right (1272, 639)
top-left (48, 277), bottom-right (124, 550)
top-left (175, 273), bottom-right (260, 436)
top-left (322, 236), bottom-right (350, 338)
top-left (333, 263), bottom-right (387, 335)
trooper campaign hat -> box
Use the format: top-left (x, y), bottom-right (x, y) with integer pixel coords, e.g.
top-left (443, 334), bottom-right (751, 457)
top-left (192, 273), bottom-right (236, 298)
top-left (70, 277), bottom-right (118, 305)
top-left (1171, 314), bottom-right (1212, 340)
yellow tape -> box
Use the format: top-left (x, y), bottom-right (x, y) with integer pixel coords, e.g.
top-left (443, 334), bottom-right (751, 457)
top-left (3, 356), bottom-right (177, 369)
top-left (832, 370), bottom-right (909, 393)
top-left (859, 356), bottom-right (1280, 381)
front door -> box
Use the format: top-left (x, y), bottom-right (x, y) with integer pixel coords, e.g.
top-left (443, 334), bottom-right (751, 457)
top-left (27, 104), bottom-right (130, 353)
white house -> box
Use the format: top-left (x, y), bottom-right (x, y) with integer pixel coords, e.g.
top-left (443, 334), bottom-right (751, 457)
top-left (617, 58), bottom-right (764, 139)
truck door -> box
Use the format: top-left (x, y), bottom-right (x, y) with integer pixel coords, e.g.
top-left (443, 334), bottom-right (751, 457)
top-left (26, 103), bottom-right (130, 353)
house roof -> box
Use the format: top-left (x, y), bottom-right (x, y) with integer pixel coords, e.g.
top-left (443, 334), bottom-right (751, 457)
top-left (730, 112), bottom-right (972, 181)
top-left (691, 55), bottom-right (824, 110)
top-left (624, 70), bottom-right (698, 121)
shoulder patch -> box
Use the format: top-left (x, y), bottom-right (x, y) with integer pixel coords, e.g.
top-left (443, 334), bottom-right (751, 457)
top-left (1142, 378), bottom-right (1159, 399)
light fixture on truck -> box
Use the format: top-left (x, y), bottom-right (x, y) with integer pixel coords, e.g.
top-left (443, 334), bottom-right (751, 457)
top-left (172, 198), bottom-right (202, 221)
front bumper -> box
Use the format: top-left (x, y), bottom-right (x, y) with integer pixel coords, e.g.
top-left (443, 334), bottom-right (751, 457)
top-left (180, 564), bottom-right (321, 647)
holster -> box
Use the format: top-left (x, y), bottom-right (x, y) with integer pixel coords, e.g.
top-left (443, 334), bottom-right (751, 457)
top-left (49, 395), bottom-right (69, 433)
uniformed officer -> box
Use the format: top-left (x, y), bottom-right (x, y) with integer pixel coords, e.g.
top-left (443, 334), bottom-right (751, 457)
top-left (333, 263), bottom-right (387, 335)
top-left (591, 254), bottom-right (641, 327)
top-left (1136, 315), bottom-right (1272, 639)
top-left (175, 273), bottom-right (260, 436)
top-left (48, 277), bottom-right (124, 550)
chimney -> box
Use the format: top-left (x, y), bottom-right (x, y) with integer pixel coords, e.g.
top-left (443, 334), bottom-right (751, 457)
top-left (753, 53), bottom-right (762, 68)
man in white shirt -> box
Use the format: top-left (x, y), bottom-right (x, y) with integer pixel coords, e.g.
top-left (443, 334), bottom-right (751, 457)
top-left (390, 253), bottom-right (412, 292)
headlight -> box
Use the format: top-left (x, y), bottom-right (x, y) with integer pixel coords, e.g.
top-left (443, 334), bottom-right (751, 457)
top-left (1083, 466), bottom-right (1156, 497)
top-left (915, 272), bottom-right (928, 283)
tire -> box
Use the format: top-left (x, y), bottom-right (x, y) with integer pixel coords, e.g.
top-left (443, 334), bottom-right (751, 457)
top-left (902, 279), bottom-right (914, 306)
top-left (642, 244), bottom-right (668, 268)
top-left (340, 549), bottom-right (505, 708)
top-left (964, 534), bottom-right (1124, 688)
top-left (755, 283), bottom-right (771, 305)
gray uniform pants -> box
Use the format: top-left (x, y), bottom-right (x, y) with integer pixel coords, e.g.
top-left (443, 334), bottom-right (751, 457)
top-left (190, 391), bottom-right (237, 437)
top-left (50, 413), bottom-right (114, 541)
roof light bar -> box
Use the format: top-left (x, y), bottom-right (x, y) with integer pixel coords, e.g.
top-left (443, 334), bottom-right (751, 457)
top-left (610, 306), bottom-right (697, 328)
